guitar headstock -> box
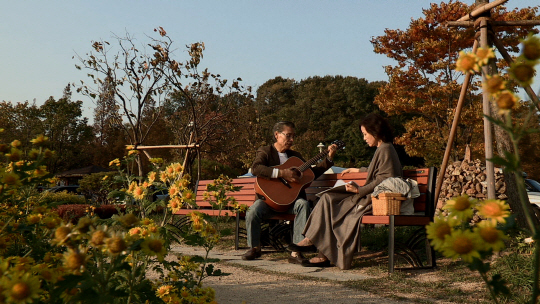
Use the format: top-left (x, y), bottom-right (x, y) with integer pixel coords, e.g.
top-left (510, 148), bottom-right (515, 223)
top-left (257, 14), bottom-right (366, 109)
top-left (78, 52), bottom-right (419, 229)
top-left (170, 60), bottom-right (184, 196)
top-left (331, 140), bottom-right (346, 150)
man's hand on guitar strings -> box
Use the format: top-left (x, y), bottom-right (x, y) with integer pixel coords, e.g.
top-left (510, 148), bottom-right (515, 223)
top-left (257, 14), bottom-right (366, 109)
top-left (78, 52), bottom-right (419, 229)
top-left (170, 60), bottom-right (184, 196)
top-left (279, 168), bottom-right (299, 183)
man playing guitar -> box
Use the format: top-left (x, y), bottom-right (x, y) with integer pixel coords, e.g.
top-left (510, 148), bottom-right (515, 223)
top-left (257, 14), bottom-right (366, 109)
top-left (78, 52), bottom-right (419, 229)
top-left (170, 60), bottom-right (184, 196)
top-left (242, 121), bottom-right (337, 263)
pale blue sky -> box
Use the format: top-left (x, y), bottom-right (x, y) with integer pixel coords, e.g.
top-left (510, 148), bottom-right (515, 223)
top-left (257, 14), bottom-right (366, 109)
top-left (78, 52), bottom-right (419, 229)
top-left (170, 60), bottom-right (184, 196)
top-left (1, 0), bottom-right (539, 120)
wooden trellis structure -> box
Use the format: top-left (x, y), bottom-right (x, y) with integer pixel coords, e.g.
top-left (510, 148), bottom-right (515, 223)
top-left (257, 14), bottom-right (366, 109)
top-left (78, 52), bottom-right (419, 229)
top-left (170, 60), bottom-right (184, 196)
top-left (434, 0), bottom-right (540, 205)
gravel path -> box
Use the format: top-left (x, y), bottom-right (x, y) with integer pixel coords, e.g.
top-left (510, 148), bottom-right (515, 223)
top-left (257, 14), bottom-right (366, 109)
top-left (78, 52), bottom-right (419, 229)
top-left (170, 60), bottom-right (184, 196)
top-left (168, 245), bottom-right (403, 304)
top-left (205, 263), bottom-right (401, 304)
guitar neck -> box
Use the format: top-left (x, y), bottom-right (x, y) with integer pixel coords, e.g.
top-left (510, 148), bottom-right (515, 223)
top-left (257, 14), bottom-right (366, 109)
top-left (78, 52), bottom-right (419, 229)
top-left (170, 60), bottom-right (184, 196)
top-left (297, 151), bottom-right (329, 172)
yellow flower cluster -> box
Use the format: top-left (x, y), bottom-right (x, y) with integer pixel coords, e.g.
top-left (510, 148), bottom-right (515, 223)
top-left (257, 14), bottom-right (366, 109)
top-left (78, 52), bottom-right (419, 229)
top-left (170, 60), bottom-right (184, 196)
top-left (455, 47), bottom-right (495, 73)
top-left (427, 195), bottom-right (510, 263)
top-left (189, 212), bottom-right (220, 244)
top-left (202, 174), bottom-right (245, 212)
top-left (156, 284), bottom-right (216, 304)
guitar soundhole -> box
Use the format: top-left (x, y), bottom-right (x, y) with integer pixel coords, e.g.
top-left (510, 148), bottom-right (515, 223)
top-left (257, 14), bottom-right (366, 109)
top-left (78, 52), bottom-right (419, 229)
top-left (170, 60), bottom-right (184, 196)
top-left (291, 167), bottom-right (302, 179)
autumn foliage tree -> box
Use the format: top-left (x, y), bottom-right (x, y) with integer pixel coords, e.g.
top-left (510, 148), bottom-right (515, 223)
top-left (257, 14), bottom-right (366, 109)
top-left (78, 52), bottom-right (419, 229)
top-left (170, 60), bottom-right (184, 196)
top-left (371, 1), bottom-right (539, 166)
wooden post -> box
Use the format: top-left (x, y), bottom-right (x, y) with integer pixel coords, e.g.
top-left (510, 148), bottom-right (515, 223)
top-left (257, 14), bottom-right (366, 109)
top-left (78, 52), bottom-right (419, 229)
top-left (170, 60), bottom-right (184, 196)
top-left (479, 15), bottom-right (497, 199)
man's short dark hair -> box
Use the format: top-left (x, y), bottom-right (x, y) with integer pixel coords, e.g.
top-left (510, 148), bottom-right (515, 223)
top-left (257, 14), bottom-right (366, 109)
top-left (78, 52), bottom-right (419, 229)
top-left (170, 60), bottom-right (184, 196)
top-left (360, 113), bottom-right (394, 143)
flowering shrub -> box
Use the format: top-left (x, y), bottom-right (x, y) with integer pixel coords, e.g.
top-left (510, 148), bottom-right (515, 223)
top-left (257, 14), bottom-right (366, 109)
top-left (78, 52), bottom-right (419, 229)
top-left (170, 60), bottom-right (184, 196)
top-left (0, 134), bottom-right (223, 303)
top-left (430, 34), bottom-right (540, 303)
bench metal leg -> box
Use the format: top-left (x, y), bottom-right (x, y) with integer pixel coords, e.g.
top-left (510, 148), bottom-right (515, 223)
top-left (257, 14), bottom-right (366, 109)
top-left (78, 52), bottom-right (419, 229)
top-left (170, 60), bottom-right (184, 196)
top-left (235, 213), bottom-right (240, 250)
top-left (388, 215), bottom-right (395, 273)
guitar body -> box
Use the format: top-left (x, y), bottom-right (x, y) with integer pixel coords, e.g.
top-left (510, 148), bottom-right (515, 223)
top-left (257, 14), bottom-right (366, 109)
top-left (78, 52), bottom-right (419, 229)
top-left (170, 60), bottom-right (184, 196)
top-left (255, 156), bottom-right (315, 212)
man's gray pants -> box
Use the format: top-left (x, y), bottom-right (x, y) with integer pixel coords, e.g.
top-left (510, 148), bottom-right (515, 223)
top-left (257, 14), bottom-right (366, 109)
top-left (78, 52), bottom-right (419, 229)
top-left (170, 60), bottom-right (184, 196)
top-left (245, 198), bottom-right (310, 248)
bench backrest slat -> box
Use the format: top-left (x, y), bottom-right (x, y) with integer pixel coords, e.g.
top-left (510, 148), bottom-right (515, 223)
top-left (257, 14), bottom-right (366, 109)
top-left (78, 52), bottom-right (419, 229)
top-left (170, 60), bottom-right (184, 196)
top-left (178, 167), bottom-right (436, 218)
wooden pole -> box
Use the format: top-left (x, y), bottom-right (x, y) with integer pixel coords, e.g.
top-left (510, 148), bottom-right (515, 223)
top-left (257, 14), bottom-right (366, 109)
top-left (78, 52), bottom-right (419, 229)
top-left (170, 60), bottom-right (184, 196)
top-left (133, 144), bottom-right (200, 150)
top-left (491, 36), bottom-right (540, 111)
top-left (447, 20), bottom-right (540, 27)
top-left (434, 41), bottom-right (479, 206)
top-left (182, 131), bottom-right (195, 173)
top-left (458, 0), bottom-right (509, 21)
top-left (479, 16), bottom-right (497, 199)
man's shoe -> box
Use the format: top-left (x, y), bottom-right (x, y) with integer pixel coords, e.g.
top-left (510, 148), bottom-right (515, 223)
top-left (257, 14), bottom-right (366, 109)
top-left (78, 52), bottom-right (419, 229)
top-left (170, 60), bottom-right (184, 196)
top-left (287, 255), bottom-right (307, 265)
top-left (241, 248), bottom-right (261, 260)
top-left (287, 243), bottom-right (317, 253)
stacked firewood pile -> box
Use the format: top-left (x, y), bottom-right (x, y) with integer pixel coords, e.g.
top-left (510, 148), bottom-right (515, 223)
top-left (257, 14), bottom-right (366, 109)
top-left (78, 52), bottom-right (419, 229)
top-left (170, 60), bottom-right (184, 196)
top-left (437, 159), bottom-right (506, 209)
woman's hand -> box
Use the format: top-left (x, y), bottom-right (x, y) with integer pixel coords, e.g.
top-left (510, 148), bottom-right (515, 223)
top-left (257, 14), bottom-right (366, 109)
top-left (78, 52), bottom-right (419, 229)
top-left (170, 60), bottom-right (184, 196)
top-left (341, 168), bottom-right (360, 176)
top-left (345, 182), bottom-right (359, 193)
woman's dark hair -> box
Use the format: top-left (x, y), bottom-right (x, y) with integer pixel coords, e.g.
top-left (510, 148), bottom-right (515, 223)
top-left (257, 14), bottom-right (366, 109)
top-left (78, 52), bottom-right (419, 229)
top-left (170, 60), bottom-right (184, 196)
top-left (360, 113), bottom-right (394, 143)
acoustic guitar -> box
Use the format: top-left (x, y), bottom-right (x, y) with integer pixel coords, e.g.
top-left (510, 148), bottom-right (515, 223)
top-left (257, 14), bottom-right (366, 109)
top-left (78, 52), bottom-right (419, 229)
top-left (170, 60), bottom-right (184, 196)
top-left (255, 140), bottom-right (346, 212)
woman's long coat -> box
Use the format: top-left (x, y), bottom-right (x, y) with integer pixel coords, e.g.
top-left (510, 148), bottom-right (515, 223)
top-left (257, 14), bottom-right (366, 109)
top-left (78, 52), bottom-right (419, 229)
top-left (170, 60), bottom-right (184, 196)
top-left (302, 142), bottom-right (402, 269)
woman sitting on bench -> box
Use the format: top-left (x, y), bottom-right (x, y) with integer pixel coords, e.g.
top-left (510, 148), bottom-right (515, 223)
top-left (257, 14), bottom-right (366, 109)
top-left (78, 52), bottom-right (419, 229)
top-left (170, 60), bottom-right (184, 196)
top-left (287, 113), bottom-right (402, 270)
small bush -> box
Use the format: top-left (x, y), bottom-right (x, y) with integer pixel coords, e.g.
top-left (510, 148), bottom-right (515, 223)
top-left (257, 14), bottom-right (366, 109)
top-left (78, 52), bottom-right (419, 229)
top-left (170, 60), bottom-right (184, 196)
top-left (40, 190), bottom-right (87, 205)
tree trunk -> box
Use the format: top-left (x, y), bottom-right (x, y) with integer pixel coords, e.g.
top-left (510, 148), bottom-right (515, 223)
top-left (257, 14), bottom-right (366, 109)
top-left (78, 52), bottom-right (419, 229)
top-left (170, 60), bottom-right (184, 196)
top-left (486, 60), bottom-right (539, 229)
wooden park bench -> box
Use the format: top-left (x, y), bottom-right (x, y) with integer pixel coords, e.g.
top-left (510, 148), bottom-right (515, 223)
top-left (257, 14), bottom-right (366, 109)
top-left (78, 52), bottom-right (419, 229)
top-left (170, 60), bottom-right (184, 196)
top-left (174, 167), bottom-right (437, 273)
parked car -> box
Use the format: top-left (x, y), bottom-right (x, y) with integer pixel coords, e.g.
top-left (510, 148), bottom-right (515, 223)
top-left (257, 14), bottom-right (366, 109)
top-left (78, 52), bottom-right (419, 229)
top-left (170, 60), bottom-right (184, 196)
top-left (525, 179), bottom-right (540, 206)
top-left (47, 185), bottom-right (81, 194)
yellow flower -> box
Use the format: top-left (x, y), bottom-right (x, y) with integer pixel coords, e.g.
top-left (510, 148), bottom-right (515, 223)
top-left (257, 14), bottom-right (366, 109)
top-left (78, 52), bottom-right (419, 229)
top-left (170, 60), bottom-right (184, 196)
top-left (26, 149), bottom-right (39, 160)
top-left (90, 230), bottom-right (109, 247)
top-left (26, 214), bottom-right (41, 225)
top-left (456, 51), bottom-right (479, 73)
top-left (3, 272), bottom-right (41, 303)
top-left (168, 197), bottom-right (183, 213)
top-left (10, 140), bottom-right (22, 148)
top-left (6, 148), bottom-right (23, 162)
top-left (128, 181), bottom-right (137, 192)
top-left (508, 60), bottom-right (536, 86)
top-left (106, 235), bottom-right (127, 254)
top-left (521, 34), bottom-right (540, 61)
top-left (443, 195), bottom-right (475, 221)
top-left (483, 74), bottom-right (506, 95)
top-left (132, 186), bottom-right (146, 200)
top-left (1, 172), bottom-right (22, 187)
top-left (160, 172), bottom-right (169, 183)
top-left (102, 175), bottom-right (109, 181)
top-left (141, 237), bottom-right (167, 261)
top-left (129, 227), bottom-right (142, 237)
top-left (42, 149), bottom-right (54, 159)
top-left (169, 185), bottom-right (180, 197)
top-left (140, 218), bottom-right (153, 226)
top-left (75, 217), bottom-right (94, 233)
top-left (33, 165), bottom-right (48, 177)
top-left (156, 285), bottom-right (174, 297)
top-left (30, 134), bottom-right (49, 146)
top-left (477, 199), bottom-right (510, 225)
top-left (54, 226), bottom-right (72, 244)
top-left (475, 47), bottom-right (495, 66)
top-left (442, 230), bottom-right (482, 263)
top-left (149, 158), bottom-right (164, 164)
top-left (126, 145), bottom-right (134, 150)
top-left (42, 217), bottom-right (61, 230)
top-left (172, 163), bottom-right (183, 173)
top-left (63, 249), bottom-right (87, 273)
top-left (128, 149), bottom-right (139, 156)
top-left (148, 171), bottom-right (157, 183)
top-left (494, 90), bottom-right (518, 113)
top-left (473, 220), bottom-right (507, 252)
top-left (118, 213), bottom-right (139, 228)
top-left (109, 158), bottom-right (121, 167)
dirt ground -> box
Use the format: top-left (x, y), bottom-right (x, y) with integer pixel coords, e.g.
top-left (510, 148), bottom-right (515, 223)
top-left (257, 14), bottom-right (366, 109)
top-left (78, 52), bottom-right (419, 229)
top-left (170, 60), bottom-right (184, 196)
top-left (156, 245), bottom-right (482, 304)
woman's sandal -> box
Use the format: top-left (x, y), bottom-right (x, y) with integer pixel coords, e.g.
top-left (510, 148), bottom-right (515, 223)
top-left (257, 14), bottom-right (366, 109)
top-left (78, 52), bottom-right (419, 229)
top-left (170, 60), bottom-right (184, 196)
top-left (301, 259), bottom-right (331, 267)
